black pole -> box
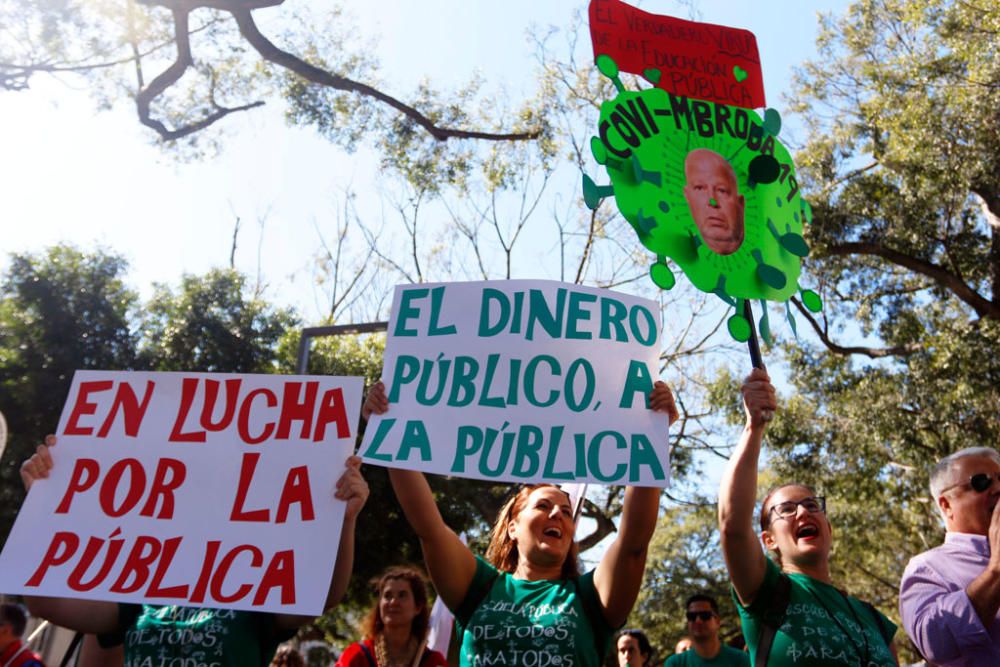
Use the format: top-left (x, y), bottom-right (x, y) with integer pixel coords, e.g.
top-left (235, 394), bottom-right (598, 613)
top-left (743, 300), bottom-right (765, 370)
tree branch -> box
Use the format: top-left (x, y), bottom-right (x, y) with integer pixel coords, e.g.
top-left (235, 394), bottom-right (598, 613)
top-left (790, 297), bottom-right (921, 358)
top-left (577, 498), bottom-right (617, 551)
top-left (135, 6), bottom-right (265, 141)
top-left (820, 241), bottom-right (1000, 320)
top-left (229, 6), bottom-right (540, 143)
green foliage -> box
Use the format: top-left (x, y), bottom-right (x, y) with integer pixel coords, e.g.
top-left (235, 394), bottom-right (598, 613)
top-left (790, 0), bottom-right (1000, 332)
top-left (139, 268), bottom-right (297, 373)
top-left (630, 503), bottom-right (741, 661)
top-left (0, 244), bottom-right (139, 545)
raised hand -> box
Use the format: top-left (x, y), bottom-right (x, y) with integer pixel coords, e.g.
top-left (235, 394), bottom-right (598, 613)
top-left (361, 381), bottom-right (389, 421)
top-left (648, 380), bottom-right (680, 425)
top-left (335, 455), bottom-right (369, 520)
top-left (20, 434), bottom-right (57, 491)
top-left (741, 368), bottom-right (777, 427)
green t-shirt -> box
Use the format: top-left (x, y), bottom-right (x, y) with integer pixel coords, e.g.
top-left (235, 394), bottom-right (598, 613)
top-left (107, 604), bottom-right (292, 667)
top-left (664, 644), bottom-right (749, 667)
top-left (453, 556), bottom-right (614, 667)
top-left (735, 559), bottom-right (897, 666)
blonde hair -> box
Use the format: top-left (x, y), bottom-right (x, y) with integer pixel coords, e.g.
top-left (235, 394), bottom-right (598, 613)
top-left (484, 484), bottom-right (580, 578)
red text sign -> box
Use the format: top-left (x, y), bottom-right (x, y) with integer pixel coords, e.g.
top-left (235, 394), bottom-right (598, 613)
top-left (0, 371), bottom-right (363, 615)
top-left (589, 0), bottom-right (765, 109)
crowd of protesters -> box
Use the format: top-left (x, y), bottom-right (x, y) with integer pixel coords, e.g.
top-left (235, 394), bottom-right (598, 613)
top-left (9, 368), bottom-right (999, 666)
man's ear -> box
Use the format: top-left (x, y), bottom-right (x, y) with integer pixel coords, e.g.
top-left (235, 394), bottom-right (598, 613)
top-left (938, 494), bottom-right (952, 521)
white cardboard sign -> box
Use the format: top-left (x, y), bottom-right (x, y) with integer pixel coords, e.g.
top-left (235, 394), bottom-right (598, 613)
top-left (0, 371), bottom-right (362, 615)
top-left (360, 280), bottom-right (671, 486)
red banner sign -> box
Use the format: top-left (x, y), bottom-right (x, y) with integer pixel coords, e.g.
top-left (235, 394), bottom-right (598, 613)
top-left (589, 0), bottom-right (765, 109)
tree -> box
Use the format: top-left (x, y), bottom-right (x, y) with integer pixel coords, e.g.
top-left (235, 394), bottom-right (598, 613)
top-left (790, 0), bottom-right (999, 337)
top-left (0, 0), bottom-right (539, 152)
top-left (0, 245), bottom-right (139, 543)
top-left (139, 267), bottom-right (296, 372)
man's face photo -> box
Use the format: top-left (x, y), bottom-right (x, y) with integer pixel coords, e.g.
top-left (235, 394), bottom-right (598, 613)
top-left (683, 148), bottom-right (745, 256)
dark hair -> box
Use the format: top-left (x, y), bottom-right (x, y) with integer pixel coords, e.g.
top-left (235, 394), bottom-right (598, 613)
top-left (0, 603), bottom-right (28, 637)
top-left (269, 645), bottom-right (305, 667)
top-left (617, 629), bottom-right (654, 665)
top-left (684, 593), bottom-right (719, 614)
top-left (360, 566), bottom-right (432, 642)
top-left (485, 484), bottom-right (580, 578)
top-left (759, 483), bottom-right (818, 531)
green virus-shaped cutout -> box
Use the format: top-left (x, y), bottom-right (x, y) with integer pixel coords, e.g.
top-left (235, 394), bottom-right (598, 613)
top-left (583, 56), bottom-right (824, 342)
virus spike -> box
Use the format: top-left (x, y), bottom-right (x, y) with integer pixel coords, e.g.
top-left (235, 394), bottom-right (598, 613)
top-left (758, 299), bottom-right (772, 346)
top-left (767, 219), bottom-right (810, 257)
top-left (582, 174), bottom-right (615, 210)
top-left (650, 257), bottom-right (675, 290)
top-left (800, 288), bottom-right (823, 312)
top-left (785, 301), bottom-right (798, 339)
top-left (630, 154), bottom-right (662, 187)
top-left (712, 276), bottom-right (736, 307)
top-left (762, 108), bottom-right (782, 137)
top-left (590, 137), bottom-right (608, 165)
top-left (728, 301), bottom-right (751, 342)
top-left (596, 55), bottom-right (625, 93)
top-left (752, 249), bottom-right (787, 290)
top-left (636, 208), bottom-right (657, 234)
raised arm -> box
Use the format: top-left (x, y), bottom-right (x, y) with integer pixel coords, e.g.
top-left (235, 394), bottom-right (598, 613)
top-left (365, 382), bottom-right (477, 610)
top-left (275, 454), bottom-right (369, 629)
top-left (593, 381), bottom-right (678, 627)
top-left (718, 368), bottom-right (776, 606)
top-left (327, 455), bottom-right (368, 607)
top-left (20, 437), bottom-right (121, 634)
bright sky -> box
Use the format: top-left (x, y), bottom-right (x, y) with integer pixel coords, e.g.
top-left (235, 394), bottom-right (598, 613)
top-left (0, 0), bottom-right (849, 322)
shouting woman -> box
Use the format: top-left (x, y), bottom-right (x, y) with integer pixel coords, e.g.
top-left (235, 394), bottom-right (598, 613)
top-left (363, 379), bottom-right (677, 667)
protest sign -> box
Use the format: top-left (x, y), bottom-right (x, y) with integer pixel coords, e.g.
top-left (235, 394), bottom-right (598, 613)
top-left (583, 1), bottom-right (824, 346)
top-left (0, 371), bottom-right (362, 615)
top-left (359, 280), bottom-right (671, 486)
top-left (589, 0), bottom-right (765, 109)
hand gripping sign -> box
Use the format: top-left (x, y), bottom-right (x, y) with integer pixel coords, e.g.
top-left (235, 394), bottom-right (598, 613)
top-left (583, 0), bottom-right (823, 347)
top-left (359, 281), bottom-right (671, 487)
top-left (0, 371), bottom-right (362, 615)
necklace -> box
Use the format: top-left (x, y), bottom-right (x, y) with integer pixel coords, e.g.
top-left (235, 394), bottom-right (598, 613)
top-left (374, 633), bottom-right (419, 667)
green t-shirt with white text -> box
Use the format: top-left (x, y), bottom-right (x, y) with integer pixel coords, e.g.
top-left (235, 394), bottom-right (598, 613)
top-left (735, 559), bottom-right (896, 666)
top-left (453, 556), bottom-right (614, 667)
top-left (105, 604), bottom-right (291, 667)
top-left (664, 644), bottom-right (749, 667)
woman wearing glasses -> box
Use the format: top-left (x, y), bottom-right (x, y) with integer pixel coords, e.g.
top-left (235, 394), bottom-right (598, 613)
top-left (717, 368), bottom-right (898, 666)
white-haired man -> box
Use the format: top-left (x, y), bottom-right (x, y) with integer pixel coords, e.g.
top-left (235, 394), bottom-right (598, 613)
top-left (900, 446), bottom-right (1000, 666)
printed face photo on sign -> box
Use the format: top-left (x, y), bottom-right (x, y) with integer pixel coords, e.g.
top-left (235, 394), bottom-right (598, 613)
top-left (682, 148), bottom-right (745, 256)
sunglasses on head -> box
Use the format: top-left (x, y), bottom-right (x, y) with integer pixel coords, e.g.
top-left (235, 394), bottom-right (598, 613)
top-left (941, 472), bottom-right (1000, 494)
top-left (686, 611), bottom-right (715, 622)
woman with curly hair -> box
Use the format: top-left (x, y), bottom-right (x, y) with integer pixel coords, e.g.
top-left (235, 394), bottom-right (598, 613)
top-left (337, 566), bottom-right (447, 667)
top-left (363, 379), bottom-right (678, 667)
